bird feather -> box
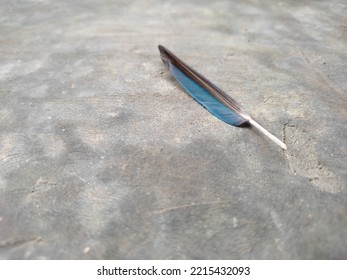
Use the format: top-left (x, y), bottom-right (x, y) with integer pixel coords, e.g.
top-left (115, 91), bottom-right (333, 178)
top-left (158, 45), bottom-right (287, 150)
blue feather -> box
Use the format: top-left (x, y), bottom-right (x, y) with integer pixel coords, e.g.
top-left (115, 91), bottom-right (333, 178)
top-left (158, 45), bottom-right (287, 150)
top-left (169, 63), bottom-right (247, 126)
top-left (159, 45), bottom-right (250, 127)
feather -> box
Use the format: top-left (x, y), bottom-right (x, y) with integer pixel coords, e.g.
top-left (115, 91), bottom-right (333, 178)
top-left (158, 45), bottom-right (287, 150)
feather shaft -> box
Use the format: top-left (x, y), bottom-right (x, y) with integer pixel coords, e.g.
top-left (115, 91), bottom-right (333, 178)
top-left (249, 119), bottom-right (287, 150)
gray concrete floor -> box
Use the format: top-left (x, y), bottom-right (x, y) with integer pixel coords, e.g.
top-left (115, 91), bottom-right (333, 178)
top-left (0, 0), bottom-right (346, 259)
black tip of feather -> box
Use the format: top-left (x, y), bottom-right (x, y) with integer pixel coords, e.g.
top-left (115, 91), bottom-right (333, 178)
top-left (158, 45), bottom-right (171, 65)
top-left (158, 45), bottom-right (167, 56)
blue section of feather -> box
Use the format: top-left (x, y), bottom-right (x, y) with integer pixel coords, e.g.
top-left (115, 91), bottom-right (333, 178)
top-left (169, 63), bottom-right (246, 126)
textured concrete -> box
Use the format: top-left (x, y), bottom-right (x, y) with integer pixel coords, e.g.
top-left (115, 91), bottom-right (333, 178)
top-left (0, 0), bottom-right (346, 259)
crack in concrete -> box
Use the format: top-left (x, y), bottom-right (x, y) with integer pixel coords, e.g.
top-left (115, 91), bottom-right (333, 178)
top-left (152, 200), bottom-right (232, 215)
top-left (0, 153), bottom-right (25, 163)
top-left (0, 236), bottom-right (42, 249)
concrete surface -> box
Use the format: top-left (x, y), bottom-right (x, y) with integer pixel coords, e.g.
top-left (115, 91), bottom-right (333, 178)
top-left (0, 0), bottom-right (346, 259)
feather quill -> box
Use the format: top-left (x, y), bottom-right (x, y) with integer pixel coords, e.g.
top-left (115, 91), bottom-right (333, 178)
top-left (158, 45), bottom-right (287, 150)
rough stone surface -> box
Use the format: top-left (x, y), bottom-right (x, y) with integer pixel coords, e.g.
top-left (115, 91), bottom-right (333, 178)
top-left (0, 0), bottom-right (346, 259)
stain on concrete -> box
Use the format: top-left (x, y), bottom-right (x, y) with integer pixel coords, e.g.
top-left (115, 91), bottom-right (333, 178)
top-left (284, 124), bottom-right (342, 193)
